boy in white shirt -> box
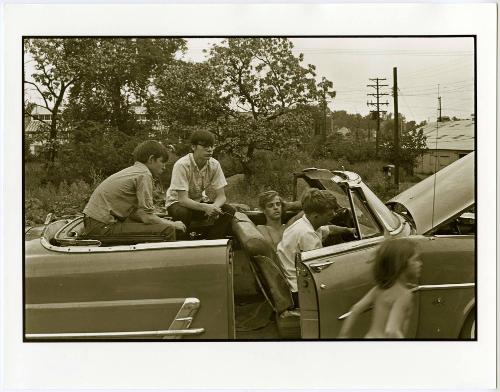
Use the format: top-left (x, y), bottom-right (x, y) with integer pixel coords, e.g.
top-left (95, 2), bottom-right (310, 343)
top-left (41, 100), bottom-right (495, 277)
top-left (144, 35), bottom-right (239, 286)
top-left (166, 130), bottom-right (235, 239)
top-left (277, 188), bottom-right (356, 306)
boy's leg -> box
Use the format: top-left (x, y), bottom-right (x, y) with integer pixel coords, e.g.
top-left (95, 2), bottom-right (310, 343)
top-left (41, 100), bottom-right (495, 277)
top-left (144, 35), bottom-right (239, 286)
top-left (206, 204), bottom-right (236, 240)
top-left (83, 216), bottom-right (175, 241)
top-left (112, 220), bottom-right (176, 240)
top-left (167, 203), bottom-right (200, 239)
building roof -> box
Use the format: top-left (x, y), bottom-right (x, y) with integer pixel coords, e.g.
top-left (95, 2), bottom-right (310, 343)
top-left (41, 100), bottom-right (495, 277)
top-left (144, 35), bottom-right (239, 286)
top-left (30, 106), bottom-right (52, 115)
top-left (419, 119), bottom-right (475, 151)
top-left (25, 119), bottom-right (48, 134)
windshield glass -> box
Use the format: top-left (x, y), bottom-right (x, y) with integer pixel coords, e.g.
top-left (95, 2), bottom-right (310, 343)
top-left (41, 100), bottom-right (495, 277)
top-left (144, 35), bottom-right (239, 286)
top-left (359, 182), bottom-right (400, 230)
top-left (350, 189), bottom-right (383, 238)
top-left (300, 178), bottom-right (350, 210)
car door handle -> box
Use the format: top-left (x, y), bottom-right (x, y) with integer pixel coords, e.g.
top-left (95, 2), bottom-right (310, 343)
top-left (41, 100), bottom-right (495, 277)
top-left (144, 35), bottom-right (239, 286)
top-left (310, 259), bottom-right (334, 272)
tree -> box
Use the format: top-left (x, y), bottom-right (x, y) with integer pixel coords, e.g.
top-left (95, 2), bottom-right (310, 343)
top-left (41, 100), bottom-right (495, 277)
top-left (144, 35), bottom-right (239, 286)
top-left (207, 38), bottom-right (336, 177)
top-left (152, 60), bottom-right (231, 142)
top-left (380, 114), bottom-right (427, 175)
top-left (66, 38), bottom-right (186, 136)
top-left (24, 38), bottom-right (86, 161)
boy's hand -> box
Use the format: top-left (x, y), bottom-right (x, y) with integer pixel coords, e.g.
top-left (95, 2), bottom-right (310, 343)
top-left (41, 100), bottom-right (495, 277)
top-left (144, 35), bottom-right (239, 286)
top-left (345, 227), bottom-right (357, 237)
top-left (172, 221), bottom-right (186, 232)
top-left (203, 204), bottom-right (222, 217)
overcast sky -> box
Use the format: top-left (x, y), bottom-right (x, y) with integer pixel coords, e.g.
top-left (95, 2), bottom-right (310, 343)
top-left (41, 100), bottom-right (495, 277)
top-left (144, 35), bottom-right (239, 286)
top-left (25, 37), bottom-right (474, 124)
top-left (182, 37), bottom-right (474, 123)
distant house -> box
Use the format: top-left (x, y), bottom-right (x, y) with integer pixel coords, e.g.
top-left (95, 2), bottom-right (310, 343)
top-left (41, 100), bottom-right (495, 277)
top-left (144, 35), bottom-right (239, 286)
top-left (336, 126), bottom-right (350, 137)
top-left (24, 118), bottom-right (48, 155)
top-left (30, 106), bottom-right (53, 121)
top-left (415, 119), bottom-right (474, 174)
top-left (24, 106), bottom-right (67, 156)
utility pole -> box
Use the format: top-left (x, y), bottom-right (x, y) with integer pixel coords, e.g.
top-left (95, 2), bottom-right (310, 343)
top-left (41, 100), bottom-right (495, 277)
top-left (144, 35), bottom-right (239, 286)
top-left (393, 67), bottom-right (400, 189)
top-left (367, 78), bottom-right (389, 157)
top-left (438, 98), bottom-right (442, 122)
top-left (437, 84), bottom-right (442, 122)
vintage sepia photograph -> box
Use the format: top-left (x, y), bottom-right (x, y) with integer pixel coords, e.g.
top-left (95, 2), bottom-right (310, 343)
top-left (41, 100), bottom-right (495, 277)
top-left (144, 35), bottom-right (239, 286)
top-left (3, 3), bottom-right (497, 390)
top-left (23, 36), bottom-right (476, 341)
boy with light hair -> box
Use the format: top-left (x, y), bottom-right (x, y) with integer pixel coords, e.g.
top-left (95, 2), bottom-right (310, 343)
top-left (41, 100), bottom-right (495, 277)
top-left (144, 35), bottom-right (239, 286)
top-left (277, 188), bottom-right (356, 306)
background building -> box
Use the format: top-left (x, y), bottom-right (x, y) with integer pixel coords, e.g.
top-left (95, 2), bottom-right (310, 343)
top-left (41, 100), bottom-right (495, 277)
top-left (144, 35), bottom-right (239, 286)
top-left (415, 118), bottom-right (474, 174)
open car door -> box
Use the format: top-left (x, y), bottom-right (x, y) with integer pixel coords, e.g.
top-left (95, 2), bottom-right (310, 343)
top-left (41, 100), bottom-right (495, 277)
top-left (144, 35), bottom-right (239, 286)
top-left (25, 221), bottom-right (235, 340)
top-left (298, 235), bottom-right (474, 339)
top-left (297, 236), bottom-right (420, 339)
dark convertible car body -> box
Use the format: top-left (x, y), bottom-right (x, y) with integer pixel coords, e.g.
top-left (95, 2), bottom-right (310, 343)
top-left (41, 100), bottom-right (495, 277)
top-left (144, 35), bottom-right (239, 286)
top-left (24, 152), bottom-right (475, 340)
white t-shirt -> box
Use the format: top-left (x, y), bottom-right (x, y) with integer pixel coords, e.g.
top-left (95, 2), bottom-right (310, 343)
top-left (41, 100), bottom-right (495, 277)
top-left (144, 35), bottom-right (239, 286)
top-left (166, 153), bottom-right (227, 208)
top-left (276, 215), bottom-right (329, 292)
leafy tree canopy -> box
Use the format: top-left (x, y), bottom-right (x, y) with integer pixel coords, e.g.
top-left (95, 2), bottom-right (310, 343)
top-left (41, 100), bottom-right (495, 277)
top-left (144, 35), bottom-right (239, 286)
top-left (206, 38), bottom-right (336, 176)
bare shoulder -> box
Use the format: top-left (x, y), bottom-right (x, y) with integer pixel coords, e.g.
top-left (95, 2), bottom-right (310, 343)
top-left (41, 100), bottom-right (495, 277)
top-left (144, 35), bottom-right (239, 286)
top-left (394, 288), bottom-right (414, 307)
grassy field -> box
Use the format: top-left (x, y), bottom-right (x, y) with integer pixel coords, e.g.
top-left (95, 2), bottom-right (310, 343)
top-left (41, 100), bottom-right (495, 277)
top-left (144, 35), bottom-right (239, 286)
top-left (24, 155), bottom-right (417, 226)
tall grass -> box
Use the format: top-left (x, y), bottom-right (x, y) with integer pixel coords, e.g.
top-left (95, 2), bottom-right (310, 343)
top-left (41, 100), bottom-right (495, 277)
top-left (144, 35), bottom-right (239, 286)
top-left (25, 152), bottom-right (418, 225)
top-left (223, 151), bottom-right (412, 208)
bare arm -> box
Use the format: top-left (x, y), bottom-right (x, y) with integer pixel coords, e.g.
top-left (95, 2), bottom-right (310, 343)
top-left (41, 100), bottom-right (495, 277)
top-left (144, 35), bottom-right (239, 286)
top-left (385, 290), bottom-right (413, 338)
top-left (327, 224), bottom-right (356, 236)
top-left (338, 286), bottom-right (377, 338)
top-left (212, 187), bottom-right (227, 208)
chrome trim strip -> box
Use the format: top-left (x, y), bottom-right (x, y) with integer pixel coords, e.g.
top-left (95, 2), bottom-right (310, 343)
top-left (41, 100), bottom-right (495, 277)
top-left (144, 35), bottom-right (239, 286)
top-left (40, 237), bottom-right (229, 253)
top-left (388, 215), bottom-right (407, 236)
top-left (26, 328), bottom-right (205, 339)
top-left (338, 306), bottom-right (373, 320)
top-left (26, 297), bottom-right (205, 339)
top-left (411, 283), bottom-right (475, 292)
top-left (301, 236), bottom-right (385, 262)
top-left (25, 298), bottom-right (183, 310)
top-left (165, 297), bottom-right (202, 340)
top-left (309, 260), bottom-right (335, 273)
top-left (338, 283), bottom-right (474, 320)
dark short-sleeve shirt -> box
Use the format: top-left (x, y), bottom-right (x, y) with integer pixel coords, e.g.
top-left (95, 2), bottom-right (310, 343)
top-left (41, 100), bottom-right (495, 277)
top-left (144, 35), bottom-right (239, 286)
top-left (83, 162), bottom-right (155, 224)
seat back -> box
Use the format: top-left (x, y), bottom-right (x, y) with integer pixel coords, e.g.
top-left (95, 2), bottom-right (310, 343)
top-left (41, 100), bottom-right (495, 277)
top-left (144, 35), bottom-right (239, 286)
top-left (252, 255), bottom-right (295, 314)
top-left (231, 212), bottom-right (275, 260)
top-left (231, 212), bottom-right (294, 313)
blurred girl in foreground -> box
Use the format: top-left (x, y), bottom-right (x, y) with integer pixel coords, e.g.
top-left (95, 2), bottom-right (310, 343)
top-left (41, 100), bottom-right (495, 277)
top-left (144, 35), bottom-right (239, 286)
top-left (338, 238), bottom-right (422, 339)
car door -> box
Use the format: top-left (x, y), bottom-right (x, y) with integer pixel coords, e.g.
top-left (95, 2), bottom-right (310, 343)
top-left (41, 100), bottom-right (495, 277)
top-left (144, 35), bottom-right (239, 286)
top-left (409, 235), bottom-right (475, 338)
top-left (297, 186), bottom-right (419, 339)
top-left (25, 234), bottom-right (235, 340)
top-left (298, 234), bottom-right (474, 339)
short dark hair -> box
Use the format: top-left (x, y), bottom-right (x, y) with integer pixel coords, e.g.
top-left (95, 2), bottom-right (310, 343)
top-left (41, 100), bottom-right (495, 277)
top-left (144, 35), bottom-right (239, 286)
top-left (133, 140), bottom-right (169, 163)
top-left (190, 130), bottom-right (215, 146)
top-left (373, 238), bottom-right (417, 289)
top-left (301, 188), bottom-right (338, 214)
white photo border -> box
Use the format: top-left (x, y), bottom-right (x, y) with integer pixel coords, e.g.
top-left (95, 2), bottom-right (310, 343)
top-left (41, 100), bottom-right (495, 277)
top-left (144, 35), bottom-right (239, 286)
top-left (2, 3), bottom-right (497, 389)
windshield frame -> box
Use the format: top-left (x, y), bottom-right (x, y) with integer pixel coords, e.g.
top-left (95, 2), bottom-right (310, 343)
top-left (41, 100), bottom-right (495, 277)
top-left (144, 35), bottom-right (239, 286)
top-left (358, 182), bottom-right (401, 232)
top-left (317, 177), bottom-right (401, 233)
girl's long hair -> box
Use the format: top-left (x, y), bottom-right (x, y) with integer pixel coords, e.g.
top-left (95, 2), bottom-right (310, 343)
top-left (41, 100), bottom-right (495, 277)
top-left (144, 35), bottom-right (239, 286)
top-left (373, 238), bottom-right (417, 289)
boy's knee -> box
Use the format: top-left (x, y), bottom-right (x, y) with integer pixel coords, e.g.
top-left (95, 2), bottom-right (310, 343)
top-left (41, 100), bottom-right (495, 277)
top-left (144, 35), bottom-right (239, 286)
top-left (160, 224), bottom-right (176, 241)
top-left (221, 204), bottom-right (236, 215)
top-left (168, 204), bottom-right (192, 224)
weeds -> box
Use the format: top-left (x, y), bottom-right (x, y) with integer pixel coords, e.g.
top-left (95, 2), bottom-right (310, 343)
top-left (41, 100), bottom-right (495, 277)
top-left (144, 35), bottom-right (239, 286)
top-left (25, 152), bottom-right (418, 225)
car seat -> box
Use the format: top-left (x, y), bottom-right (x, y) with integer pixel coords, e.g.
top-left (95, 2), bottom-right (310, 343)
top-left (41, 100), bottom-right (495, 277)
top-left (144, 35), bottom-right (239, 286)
top-left (231, 212), bottom-right (300, 338)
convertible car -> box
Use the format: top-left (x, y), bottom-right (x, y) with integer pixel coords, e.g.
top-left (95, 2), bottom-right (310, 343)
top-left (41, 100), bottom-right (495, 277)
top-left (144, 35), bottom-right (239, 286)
top-left (24, 152), bottom-right (475, 340)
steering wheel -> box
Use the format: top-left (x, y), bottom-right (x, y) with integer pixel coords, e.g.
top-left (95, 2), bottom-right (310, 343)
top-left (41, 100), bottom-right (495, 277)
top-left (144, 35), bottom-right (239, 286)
top-left (330, 207), bottom-right (355, 228)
